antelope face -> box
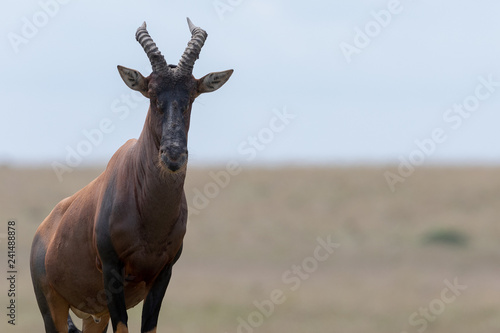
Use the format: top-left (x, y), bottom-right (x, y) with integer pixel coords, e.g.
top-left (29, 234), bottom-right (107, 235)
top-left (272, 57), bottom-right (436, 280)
top-left (117, 19), bottom-right (233, 173)
top-left (148, 73), bottom-right (193, 172)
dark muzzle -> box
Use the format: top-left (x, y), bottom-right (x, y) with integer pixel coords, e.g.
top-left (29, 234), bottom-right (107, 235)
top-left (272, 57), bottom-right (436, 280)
top-left (160, 146), bottom-right (187, 173)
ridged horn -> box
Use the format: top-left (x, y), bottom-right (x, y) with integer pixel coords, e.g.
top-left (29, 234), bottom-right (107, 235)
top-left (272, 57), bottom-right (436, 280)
top-left (135, 22), bottom-right (167, 73)
top-left (177, 17), bottom-right (207, 74)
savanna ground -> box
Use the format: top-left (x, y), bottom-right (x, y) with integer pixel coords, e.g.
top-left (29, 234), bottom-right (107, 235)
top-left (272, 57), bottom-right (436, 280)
top-left (1, 166), bottom-right (499, 332)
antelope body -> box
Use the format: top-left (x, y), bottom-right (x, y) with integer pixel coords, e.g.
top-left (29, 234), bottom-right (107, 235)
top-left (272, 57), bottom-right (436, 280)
top-left (30, 18), bottom-right (233, 333)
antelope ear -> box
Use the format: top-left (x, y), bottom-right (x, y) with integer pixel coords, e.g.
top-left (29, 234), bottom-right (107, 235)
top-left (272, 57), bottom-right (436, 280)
top-left (197, 69), bottom-right (233, 95)
top-left (117, 65), bottom-right (149, 97)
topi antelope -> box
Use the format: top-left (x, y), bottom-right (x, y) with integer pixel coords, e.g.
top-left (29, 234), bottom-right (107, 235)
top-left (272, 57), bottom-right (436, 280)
top-left (30, 18), bottom-right (233, 333)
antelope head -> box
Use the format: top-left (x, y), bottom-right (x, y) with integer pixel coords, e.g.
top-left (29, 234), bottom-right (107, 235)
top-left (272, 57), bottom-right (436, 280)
top-left (117, 18), bottom-right (233, 173)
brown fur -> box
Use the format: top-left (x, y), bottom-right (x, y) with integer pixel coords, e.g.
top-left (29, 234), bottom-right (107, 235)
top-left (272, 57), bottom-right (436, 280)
top-left (31, 19), bottom-right (232, 333)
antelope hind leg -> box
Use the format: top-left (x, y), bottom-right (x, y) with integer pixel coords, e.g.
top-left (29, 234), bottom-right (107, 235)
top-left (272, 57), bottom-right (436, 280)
top-left (31, 234), bottom-right (73, 333)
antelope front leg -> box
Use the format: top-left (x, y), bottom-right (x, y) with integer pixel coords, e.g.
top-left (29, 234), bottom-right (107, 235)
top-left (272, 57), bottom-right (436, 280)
top-left (96, 221), bottom-right (128, 331)
top-left (141, 245), bottom-right (183, 333)
top-left (102, 262), bottom-right (129, 333)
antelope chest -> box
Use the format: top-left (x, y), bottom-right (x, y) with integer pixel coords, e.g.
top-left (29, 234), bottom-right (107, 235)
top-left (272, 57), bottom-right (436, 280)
top-left (121, 245), bottom-right (171, 283)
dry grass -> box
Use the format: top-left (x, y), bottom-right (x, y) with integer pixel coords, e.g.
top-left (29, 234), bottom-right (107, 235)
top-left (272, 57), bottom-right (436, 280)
top-left (1, 166), bottom-right (500, 332)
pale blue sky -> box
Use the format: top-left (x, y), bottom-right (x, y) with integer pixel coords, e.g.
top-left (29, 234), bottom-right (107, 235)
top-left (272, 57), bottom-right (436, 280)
top-left (2, 0), bottom-right (500, 168)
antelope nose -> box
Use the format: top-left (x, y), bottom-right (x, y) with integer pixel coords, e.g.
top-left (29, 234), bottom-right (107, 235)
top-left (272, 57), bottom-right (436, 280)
top-left (160, 149), bottom-right (188, 172)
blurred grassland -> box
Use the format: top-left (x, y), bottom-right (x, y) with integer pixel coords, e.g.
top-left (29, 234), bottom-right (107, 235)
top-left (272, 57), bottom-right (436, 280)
top-left (1, 166), bottom-right (500, 332)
